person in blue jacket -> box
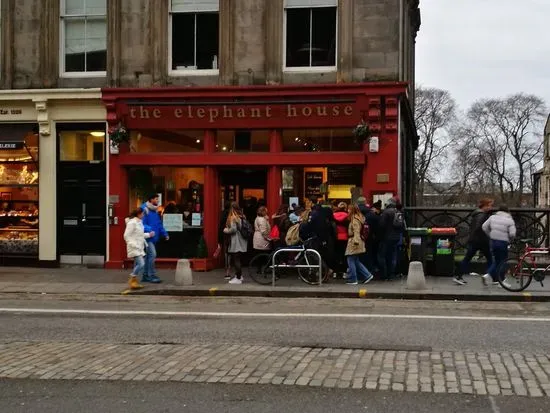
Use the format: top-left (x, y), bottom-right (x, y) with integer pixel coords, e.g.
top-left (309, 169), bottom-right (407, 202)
top-left (141, 194), bottom-right (169, 283)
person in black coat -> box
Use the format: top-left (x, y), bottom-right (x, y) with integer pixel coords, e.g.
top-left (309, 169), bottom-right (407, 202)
top-left (217, 202), bottom-right (231, 279)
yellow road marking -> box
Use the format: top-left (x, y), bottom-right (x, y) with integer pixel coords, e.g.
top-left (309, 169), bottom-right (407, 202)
top-left (209, 287), bottom-right (218, 296)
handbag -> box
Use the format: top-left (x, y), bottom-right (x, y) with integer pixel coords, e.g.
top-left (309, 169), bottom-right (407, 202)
top-left (270, 225), bottom-right (280, 240)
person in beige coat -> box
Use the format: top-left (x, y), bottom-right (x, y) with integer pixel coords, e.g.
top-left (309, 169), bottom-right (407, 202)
top-left (253, 206), bottom-right (271, 252)
top-left (345, 204), bottom-right (374, 285)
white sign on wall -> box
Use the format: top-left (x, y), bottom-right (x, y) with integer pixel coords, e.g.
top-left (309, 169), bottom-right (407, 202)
top-left (163, 214), bottom-right (183, 232)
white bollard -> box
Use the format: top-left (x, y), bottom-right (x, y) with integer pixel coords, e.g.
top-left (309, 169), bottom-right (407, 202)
top-left (406, 261), bottom-right (427, 290)
top-left (174, 259), bottom-right (193, 286)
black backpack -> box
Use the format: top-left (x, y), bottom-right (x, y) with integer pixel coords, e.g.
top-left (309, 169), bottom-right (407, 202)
top-left (393, 211), bottom-right (405, 230)
top-left (238, 218), bottom-right (254, 239)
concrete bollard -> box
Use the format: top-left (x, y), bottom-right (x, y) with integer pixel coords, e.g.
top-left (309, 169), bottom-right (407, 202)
top-left (406, 261), bottom-right (427, 290)
top-left (175, 259), bottom-right (193, 286)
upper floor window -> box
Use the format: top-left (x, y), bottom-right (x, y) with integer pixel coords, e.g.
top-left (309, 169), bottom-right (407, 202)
top-left (60, 0), bottom-right (107, 76)
top-left (284, 0), bottom-right (337, 70)
top-left (169, 0), bottom-right (220, 74)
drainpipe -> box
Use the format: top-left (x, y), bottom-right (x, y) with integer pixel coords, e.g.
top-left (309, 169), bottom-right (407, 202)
top-left (398, 0), bottom-right (404, 81)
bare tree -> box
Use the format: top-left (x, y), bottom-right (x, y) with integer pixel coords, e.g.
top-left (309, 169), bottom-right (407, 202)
top-left (454, 94), bottom-right (546, 206)
top-left (414, 86), bottom-right (457, 204)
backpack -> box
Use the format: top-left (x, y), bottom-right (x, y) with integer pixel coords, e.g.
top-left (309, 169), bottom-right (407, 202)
top-left (269, 225), bottom-right (280, 240)
top-left (285, 223), bottom-right (301, 246)
top-left (393, 211), bottom-right (405, 230)
top-left (360, 221), bottom-right (370, 241)
top-left (238, 218), bottom-right (254, 239)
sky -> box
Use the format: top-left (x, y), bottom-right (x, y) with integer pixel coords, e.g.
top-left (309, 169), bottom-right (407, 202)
top-left (415, 0), bottom-right (550, 111)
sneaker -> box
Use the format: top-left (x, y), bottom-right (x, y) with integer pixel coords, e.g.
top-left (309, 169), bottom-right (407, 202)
top-left (500, 280), bottom-right (512, 289)
top-left (148, 275), bottom-right (162, 284)
top-left (362, 275), bottom-right (374, 284)
top-left (492, 281), bottom-right (499, 286)
top-left (481, 274), bottom-right (491, 286)
top-left (346, 279), bottom-right (358, 285)
top-left (224, 274), bottom-right (231, 280)
top-left (228, 277), bottom-right (242, 285)
top-left (453, 276), bottom-right (466, 286)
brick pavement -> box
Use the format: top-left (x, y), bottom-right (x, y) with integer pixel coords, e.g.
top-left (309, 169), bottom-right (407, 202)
top-left (1, 341), bottom-right (549, 397)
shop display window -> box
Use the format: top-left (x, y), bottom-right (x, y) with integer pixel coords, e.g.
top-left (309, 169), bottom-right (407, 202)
top-left (0, 125), bottom-right (39, 257)
top-left (282, 128), bottom-right (362, 152)
top-left (282, 166), bottom-right (362, 206)
top-left (215, 130), bottom-right (270, 152)
top-left (128, 166), bottom-right (205, 259)
top-left (128, 130), bottom-right (203, 153)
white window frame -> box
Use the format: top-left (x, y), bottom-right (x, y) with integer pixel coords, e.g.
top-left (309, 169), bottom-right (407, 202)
top-left (168, 1), bottom-right (220, 76)
top-left (283, 2), bottom-right (338, 73)
top-left (59, 0), bottom-right (107, 78)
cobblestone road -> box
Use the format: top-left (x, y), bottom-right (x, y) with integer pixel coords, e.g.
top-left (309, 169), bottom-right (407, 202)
top-left (1, 342), bottom-right (549, 397)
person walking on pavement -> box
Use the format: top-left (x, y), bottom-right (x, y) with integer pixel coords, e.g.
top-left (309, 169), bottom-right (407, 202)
top-left (141, 194), bottom-right (169, 283)
top-left (345, 204), bottom-right (374, 285)
top-left (453, 198), bottom-right (494, 285)
top-left (378, 197), bottom-right (405, 280)
top-left (224, 202), bottom-right (248, 284)
top-left (216, 201), bottom-right (232, 280)
top-left (482, 204), bottom-right (516, 288)
top-left (124, 208), bottom-right (155, 290)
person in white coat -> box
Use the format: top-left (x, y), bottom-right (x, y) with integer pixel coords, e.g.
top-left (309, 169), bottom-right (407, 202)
top-left (124, 208), bottom-right (155, 290)
top-left (482, 204), bottom-right (516, 287)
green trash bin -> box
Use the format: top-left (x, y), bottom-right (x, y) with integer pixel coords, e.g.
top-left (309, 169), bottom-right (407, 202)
top-left (408, 227), bottom-right (429, 267)
top-left (431, 228), bottom-right (457, 277)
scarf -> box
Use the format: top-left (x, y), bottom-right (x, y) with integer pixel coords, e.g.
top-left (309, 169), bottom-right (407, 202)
top-left (145, 202), bottom-right (158, 212)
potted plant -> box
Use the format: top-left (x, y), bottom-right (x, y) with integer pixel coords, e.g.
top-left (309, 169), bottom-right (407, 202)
top-left (190, 236), bottom-right (214, 272)
top-left (352, 120), bottom-right (371, 144)
top-left (108, 123), bottom-right (130, 153)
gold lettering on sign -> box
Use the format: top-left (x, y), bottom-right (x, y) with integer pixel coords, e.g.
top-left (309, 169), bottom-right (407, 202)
top-left (196, 108), bottom-right (205, 118)
top-left (237, 108), bottom-right (246, 118)
top-left (344, 105), bottom-right (353, 116)
top-left (152, 109), bottom-right (161, 119)
top-left (139, 106), bottom-right (150, 119)
top-left (209, 108), bottom-right (219, 122)
top-left (223, 105), bottom-right (233, 118)
top-left (174, 108), bottom-right (183, 118)
top-left (302, 107), bottom-right (312, 117)
top-left (250, 108), bottom-right (261, 118)
top-left (287, 105), bottom-right (297, 117)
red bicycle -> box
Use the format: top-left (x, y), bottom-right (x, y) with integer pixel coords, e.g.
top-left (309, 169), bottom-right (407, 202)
top-left (497, 239), bottom-right (548, 292)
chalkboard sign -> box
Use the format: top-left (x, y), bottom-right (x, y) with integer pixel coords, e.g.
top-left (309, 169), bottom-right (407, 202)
top-left (328, 166), bottom-right (362, 185)
top-left (305, 172), bottom-right (323, 198)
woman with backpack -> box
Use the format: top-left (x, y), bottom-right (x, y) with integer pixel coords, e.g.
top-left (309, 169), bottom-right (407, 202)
top-left (223, 202), bottom-right (248, 284)
top-left (345, 204), bottom-right (374, 285)
top-left (253, 206), bottom-right (272, 253)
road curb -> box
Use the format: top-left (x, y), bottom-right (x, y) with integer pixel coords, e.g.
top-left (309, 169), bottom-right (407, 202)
top-left (128, 287), bottom-right (550, 302)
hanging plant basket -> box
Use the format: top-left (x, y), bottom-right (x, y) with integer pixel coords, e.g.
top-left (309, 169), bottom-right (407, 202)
top-left (108, 123), bottom-right (130, 148)
top-left (352, 120), bottom-right (371, 143)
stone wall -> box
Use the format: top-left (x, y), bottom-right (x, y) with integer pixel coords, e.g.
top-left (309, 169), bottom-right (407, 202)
top-left (1, 0), bottom-right (420, 90)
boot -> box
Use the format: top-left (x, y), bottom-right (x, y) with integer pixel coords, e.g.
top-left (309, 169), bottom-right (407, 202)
top-left (129, 275), bottom-right (144, 290)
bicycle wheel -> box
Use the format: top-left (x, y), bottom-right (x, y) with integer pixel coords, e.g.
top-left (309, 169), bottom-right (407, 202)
top-left (298, 250), bottom-right (329, 285)
top-left (247, 253), bottom-right (274, 285)
top-left (497, 257), bottom-right (533, 292)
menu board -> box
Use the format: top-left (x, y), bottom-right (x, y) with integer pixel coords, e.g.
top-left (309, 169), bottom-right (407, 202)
top-left (305, 172), bottom-right (323, 199)
top-left (163, 214), bottom-right (183, 232)
top-left (328, 166), bottom-right (362, 185)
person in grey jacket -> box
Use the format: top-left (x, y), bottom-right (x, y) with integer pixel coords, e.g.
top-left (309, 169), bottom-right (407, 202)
top-left (482, 205), bottom-right (516, 286)
top-left (223, 202), bottom-right (248, 285)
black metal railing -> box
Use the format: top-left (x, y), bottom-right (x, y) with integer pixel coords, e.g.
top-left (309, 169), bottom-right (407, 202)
top-left (405, 207), bottom-right (550, 253)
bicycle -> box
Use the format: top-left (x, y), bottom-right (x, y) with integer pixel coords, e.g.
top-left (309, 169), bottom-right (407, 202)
top-left (247, 238), bottom-right (330, 285)
top-left (497, 238), bottom-right (548, 292)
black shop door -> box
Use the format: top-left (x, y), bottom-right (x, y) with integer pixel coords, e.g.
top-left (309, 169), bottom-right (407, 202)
top-left (58, 162), bottom-right (106, 265)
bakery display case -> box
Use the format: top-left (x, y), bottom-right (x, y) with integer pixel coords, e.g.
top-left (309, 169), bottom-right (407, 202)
top-left (0, 130), bottom-right (39, 258)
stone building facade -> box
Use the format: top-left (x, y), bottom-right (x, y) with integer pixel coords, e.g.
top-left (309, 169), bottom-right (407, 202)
top-left (1, 0), bottom-right (420, 91)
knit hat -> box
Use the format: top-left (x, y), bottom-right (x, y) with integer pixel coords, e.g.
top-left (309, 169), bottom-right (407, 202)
top-left (337, 202), bottom-right (347, 210)
top-left (357, 196), bottom-right (367, 206)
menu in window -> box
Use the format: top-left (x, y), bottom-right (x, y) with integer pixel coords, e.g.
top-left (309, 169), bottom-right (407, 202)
top-left (305, 172), bottom-right (323, 199)
top-left (163, 214), bottom-right (183, 232)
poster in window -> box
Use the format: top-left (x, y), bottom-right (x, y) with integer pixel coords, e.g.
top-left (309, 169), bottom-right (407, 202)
top-left (305, 172), bottom-right (323, 199)
top-left (282, 169), bottom-right (294, 190)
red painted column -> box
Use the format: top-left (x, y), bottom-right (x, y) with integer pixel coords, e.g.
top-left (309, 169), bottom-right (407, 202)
top-left (106, 147), bottom-right (129, 269)
top-left (203, 130), bottom-right (218, 257)
top-left (267, 130), bottom-right (282, 215)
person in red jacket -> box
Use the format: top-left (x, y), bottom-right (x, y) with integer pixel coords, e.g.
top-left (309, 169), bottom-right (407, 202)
top-left (333, 202), bottom-right (350, 278)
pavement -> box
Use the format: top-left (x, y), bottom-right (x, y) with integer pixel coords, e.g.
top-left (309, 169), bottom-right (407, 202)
top-left (4, 380), bottom-right (548, 413)
top-left (0, 265), bottom-right (548, 301)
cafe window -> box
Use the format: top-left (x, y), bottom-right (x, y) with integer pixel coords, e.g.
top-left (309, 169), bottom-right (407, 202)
top-left (282, 166), bottom-right (362, 206)
top-left (129, 130), bottom-right (204, 153)
top-left (282, 128), bottom-right (362, 152)
top-left (0, 124), bottom-right (39, 258)
top-left (59, 129), bottom-right (105, 161)
top-left (128, 166), bottom-right (205, 259)
top-left (170, 0), bottom-right (220, 72)
top-left (60, 0), bottom-right (107, 75)
top-left (284, 0), bottom-right (337, 69)
top-left (215, 130), bottom-right (270, 152)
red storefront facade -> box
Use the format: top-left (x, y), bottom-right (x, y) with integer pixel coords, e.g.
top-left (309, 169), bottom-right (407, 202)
top-left (102, 82), bottom-right (415, 268)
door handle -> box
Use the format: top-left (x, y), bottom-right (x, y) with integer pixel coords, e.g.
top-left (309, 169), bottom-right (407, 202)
top-left (81, 203), bottom-right (87, 223)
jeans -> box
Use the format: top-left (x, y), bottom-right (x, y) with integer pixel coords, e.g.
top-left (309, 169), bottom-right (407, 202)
top-left (347, 255), bottom-right (373, 282)
top-left (459, 242), bottom-right (492, 275)
top-left (378, 239), bottom-right (399, 280)
top-left (487, 240), bottom-right (509, 282)
top-left (144, 241), bottom-right (157, 277)
top-left (230, 252), bottom-right (242, 278)
top-left (132, 256), bottom-right (145, 277)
